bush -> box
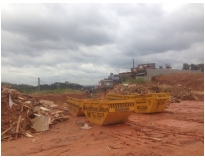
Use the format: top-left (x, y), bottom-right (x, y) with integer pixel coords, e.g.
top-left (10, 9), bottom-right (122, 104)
top-left (123, 78), bottom-right (147, 84)
top-left (121, 76), bottom-right (129, 82)
top-left (130, 78), bottom-right (146, 84)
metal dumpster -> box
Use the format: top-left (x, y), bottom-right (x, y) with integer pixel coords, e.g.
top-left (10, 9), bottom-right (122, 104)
top-left (66, 97), bottom-right (85, 116)
top-left (82, 99), bottom-right (135, 125)
top-left (106, 94), bottom-right (137, 100)
top-left (106, 93), bottom-right (170, 113)
top-left (134, 93), bottom-right (169, 113)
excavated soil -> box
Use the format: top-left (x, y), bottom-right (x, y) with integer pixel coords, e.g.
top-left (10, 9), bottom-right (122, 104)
top-left (1, 72), bottom-right (204, 156)
top-left (152, 72), bottom-right (204, 92)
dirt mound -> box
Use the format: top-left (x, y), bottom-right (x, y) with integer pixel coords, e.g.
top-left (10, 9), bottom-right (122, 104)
top-left (107, 72), bottom-right (204, 102)
top-left (152, 72), bottom-right (204, 91)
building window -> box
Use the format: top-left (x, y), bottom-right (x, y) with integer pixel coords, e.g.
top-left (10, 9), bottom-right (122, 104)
top-left (105, 82), bottom-right (111, 86)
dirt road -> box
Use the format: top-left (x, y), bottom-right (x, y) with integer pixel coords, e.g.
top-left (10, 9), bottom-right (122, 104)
top-left (1, 100), bottom-right (204, 156)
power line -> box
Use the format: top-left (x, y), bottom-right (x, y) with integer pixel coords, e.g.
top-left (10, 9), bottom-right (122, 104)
top-left (40, 79), bottom-right (47, 85)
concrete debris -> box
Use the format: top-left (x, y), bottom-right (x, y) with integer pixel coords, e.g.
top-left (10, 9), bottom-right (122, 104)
top-left (81, 123), bottom-right (92, 130)
top-left (108, 82), bottom-right (199, 102)
top-left (1, 86), bottom-right (69, 141)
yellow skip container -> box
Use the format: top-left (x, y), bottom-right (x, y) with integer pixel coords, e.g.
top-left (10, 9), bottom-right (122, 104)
top-left (83, 99), bottom-right (135, 125)
top-left (134, 93), bottom-right (169, 113)
top-left (66, 97), bottom-right (85, 116)
top-left (106, 94), bottom-right (137, 100)
top-left (106, 93), bottom-right (169, 113)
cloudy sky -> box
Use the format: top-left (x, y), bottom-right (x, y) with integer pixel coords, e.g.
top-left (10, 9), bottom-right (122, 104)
top-left (1, 3), bottom-right (204, 86)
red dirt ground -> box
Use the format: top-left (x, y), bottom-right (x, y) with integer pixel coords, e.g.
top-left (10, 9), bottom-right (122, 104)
top-left (1, 99), bottom-right (204, 156)
top-left (1, 72), bottom-right (204, 156)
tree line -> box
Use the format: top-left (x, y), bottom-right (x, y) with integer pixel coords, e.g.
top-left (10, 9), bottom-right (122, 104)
top-left (1, 82), bottom-right (83, 93)
top-left (182, 63), bottom-right (204, 72)
top-left (40, 82), bottom-right (83, 90)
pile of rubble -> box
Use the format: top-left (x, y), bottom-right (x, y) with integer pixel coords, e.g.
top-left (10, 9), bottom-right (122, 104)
top-left (107, 82), bottom-right (200, 103)
top-left (108, 83), bottom-right (168, 95)
top-left (1, 86), bottom-right (69, 141)
top-left (109, 83), bottom-right (154, 95)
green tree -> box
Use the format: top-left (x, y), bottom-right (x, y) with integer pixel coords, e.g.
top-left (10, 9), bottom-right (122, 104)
top-left (197, 63), bottom-right (204, 72)
top-left (190, 64), bottom-right (199, 70)
top-left (182, 63), bottom-right (190, 70)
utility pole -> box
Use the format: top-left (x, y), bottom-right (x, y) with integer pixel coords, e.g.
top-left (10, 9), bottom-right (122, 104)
top-left (38, 77), bottom-right (40, 91)
top-left (133, 59), bottom-right (134, 68)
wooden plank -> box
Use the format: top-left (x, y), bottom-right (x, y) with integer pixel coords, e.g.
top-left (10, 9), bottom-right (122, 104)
top-left (1, 127), bottom-right (12, 137)
top-left (15, 115), bottom-right (22, 139)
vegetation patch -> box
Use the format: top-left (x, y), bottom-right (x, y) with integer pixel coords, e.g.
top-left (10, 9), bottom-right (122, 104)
top-left (123, 78), bottom-right (147, 84)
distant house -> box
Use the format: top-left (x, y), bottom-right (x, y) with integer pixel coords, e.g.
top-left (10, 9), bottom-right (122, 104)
top-left (131, 63), bottom-right (156, 77)
top-left (99, 79), bottom-right (113, 88)
top-left (118, 63), bottom-right (156, 81)
top-left (119, 72), bottom-right (133, 80)
top-left (108, 73), bottom-right (119, 81)
top-left (119, 62), bottom-right (202, 82)
top-left (131, 63), bottom-right (155, 72)
top-left (98, 73), bottom-right (119, 89)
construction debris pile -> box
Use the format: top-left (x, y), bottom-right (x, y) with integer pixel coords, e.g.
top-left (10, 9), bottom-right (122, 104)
top-left (107, 82), bottom-right (202, 103)
top-left (110, 83), bottom-right (152, 94)
top-left (1, 86), bottom-right (69, 141)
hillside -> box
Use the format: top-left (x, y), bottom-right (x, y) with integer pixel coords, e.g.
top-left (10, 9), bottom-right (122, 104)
top-left (152, 72), bottom-right (204, 91)
top-left (107, 72), bottom-right (204, 102)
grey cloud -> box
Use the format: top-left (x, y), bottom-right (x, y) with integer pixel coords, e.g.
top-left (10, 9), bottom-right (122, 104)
top-left (1, 3), bottom-right (204, 86)
top-left (1, 3), bottom-right (117, 67)
top-left (2, 4), bottom-right (115, 44)
top-left (118, 4), bottom-right (203, 56)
